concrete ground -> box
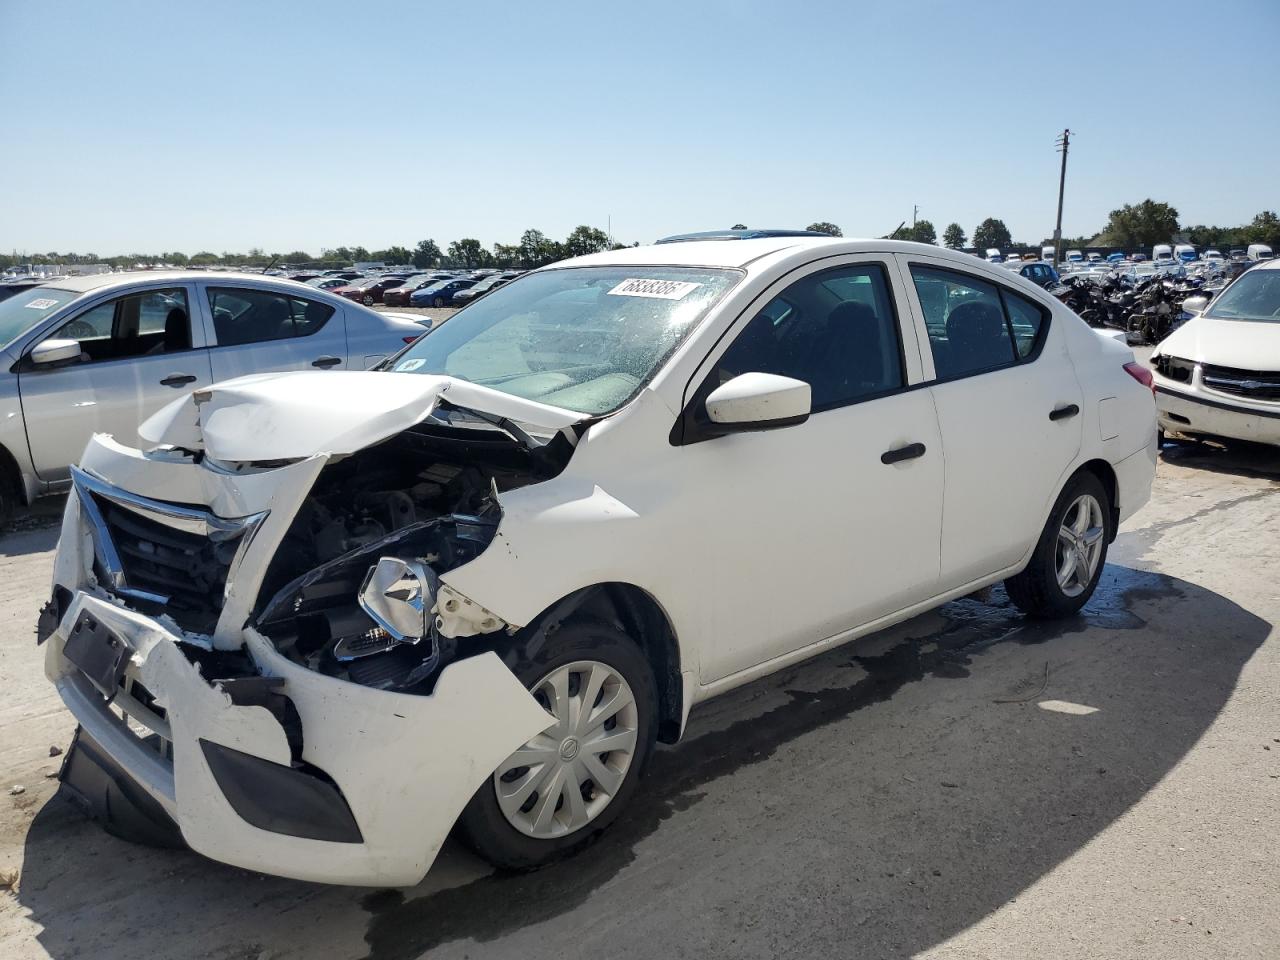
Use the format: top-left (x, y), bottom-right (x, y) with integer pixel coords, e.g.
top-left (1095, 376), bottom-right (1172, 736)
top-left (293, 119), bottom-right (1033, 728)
top-left (0, 439), bottom-right (1276, 960)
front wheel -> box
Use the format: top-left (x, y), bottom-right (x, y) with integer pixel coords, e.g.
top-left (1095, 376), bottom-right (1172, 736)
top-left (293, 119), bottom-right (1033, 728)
top-left (458, 619), bottom-right (656, 870)
top-left (1005, 471), bottom-right (1111, 619)
top-left (432, 296), bottom-right (445, 308)
top-left (362, 295), bottom-right (375, 306)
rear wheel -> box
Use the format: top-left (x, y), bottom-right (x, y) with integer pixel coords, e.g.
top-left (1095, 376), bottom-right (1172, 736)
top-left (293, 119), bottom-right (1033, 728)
top-left (0, 450), bottom-right (23, 527)
top-left (458, 619), bottom-right (656, 870)
top-left (1005, 471), bottom-right (1111, 619)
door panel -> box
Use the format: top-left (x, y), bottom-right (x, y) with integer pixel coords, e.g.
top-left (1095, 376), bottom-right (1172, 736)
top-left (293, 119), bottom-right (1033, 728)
top-left (682, 390), bottom-right (943, 682)
top-left (19, 285), bottom-right (211, 479)
top-left (896, 255), bottom-right (1083, 588)
top-left (673, 256), bottom-right (943, 683)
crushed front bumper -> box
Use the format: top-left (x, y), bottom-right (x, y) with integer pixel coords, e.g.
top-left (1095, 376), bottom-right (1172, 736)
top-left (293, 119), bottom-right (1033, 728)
top-left (44, 438), bottom-right (553, 886)
top-left (45, 588), bottom-right (550, 886)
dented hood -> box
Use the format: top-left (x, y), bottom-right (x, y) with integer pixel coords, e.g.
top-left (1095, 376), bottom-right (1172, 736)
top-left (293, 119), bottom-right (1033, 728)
top-left (1156, 315), bottom-right (1280, 370)
top-left (139, 370), bottom-right (586, 462)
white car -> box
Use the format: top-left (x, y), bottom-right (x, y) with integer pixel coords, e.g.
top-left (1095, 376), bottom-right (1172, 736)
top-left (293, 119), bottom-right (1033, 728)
top-left (0, 272), bottom-right (426, 516)
top-left (1150, 258), bottom-right (1280, 445)
top-left (41, 238), bottom-right (1156, 885)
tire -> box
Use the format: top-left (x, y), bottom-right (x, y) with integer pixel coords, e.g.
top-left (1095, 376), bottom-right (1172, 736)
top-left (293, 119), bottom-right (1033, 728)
top-left (0, 463), bottom-right (17, 527)
top-left (432, 296), bottom-right (444, 308)
top-left (1005, 471), bottom-right (1111, 619)
top-left (458, 618), bottom-right (657, 870)
top-left (362, 295), bottom-right (375, 306)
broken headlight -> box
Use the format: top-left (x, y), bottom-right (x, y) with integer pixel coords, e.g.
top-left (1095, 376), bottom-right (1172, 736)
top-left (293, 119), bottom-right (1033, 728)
top-left (254, 516), bottom-right (496, 690)
top-left (346, 557), bottom-right (439, 657)
top-left (1154, 354), bottom-right (1195, 384)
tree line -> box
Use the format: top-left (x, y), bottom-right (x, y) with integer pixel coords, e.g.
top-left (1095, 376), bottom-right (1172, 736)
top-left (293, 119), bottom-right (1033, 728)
top-left (807, 206), bottom-right (1280, 254)
top-left (7, 207), bottom-right (1277, 273)
top-left (1, 224), bottom-right (632, 272)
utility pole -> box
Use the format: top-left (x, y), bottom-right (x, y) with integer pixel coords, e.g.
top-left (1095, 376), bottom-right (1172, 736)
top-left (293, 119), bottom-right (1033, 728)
top-left (1053, 129), bottom-right (1071, 265)
top-left (912, 204), bottom-right (919, 228)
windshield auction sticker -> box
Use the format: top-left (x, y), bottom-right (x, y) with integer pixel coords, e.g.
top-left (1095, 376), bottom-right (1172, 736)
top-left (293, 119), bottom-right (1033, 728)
top-left (607, 278), bottom-right (702, 300)
top-left (25, 298), bottom-right (59, 309)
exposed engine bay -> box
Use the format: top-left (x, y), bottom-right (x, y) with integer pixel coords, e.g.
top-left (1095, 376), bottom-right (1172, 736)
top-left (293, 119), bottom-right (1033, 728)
top-left (252, 408), bottom-right (574, 693)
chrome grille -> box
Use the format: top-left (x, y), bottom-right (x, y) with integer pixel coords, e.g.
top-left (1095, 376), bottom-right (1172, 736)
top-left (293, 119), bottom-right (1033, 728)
top-left (71, 467), bottom-right (267, 635)
top-left (1201, 364), bottom-right (1280, 401)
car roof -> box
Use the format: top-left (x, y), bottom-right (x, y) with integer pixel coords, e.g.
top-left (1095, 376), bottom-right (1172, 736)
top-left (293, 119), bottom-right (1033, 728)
top-left (655, 228), bottom-right (832, 244)
top-left (37, 269), bottom-right (371, 312)
top-left (43, 269), bottom-right (321, 294)
top-left (552, 236), bottom-right (1026, 273)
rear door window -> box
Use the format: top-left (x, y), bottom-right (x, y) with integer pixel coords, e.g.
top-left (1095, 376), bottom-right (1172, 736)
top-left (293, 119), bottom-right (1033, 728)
top-left (208, 288), bottom-right (335, 346)
top-left (909, 265), bottom-right (1049, 379)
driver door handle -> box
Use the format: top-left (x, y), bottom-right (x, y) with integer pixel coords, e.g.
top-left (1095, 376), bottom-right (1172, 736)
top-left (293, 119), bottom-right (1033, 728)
top-left (160, 374), bottom-right (197, 387)
top-left (312, 356), bottom-right (342, 368)
top-left (1049, 404), bottom-right (1080, 421)
top-left (881, 442), bottom-right (927, 465)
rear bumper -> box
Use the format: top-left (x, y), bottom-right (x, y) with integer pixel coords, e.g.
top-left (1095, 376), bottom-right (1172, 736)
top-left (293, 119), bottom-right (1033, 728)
top-left (1114, 440), bottom-right (1156, 525)
top-left (1156, 385), bottom-right (1280, 446)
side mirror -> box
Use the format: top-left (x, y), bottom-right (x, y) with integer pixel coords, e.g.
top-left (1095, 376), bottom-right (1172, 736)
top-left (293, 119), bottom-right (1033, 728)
top-left (30, 338), bottom-right (84, 366)
top-left (704, 372), bottom-right (811, 434)
top-left (1181, 295), bottom-right (1210, 317)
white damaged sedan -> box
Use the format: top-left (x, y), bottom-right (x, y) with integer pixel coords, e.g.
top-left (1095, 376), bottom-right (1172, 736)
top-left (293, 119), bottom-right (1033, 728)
top-left (40, 238), bottom-right (1156, 885)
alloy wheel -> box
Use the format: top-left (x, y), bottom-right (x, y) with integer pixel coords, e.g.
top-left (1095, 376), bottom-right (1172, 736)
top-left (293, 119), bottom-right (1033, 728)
top-left (1055, 493), bottom-right (1105, 597)
top-left (494, 660), bottom-right (639, 839)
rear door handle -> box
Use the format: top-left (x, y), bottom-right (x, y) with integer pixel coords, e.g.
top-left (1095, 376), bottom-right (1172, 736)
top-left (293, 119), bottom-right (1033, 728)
top-left (160, 374), bottom-right (197, 387)
top-left (1049, 404), bottom-right (1080, 421)
top-left (881, 442), bottom-right (927, 465)
top-left (312, 356), bottom-right (342, 369)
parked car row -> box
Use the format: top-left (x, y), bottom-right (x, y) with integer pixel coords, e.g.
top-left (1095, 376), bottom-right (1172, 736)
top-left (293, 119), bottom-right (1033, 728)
top-left (284, 268), bottom-right (527, 307)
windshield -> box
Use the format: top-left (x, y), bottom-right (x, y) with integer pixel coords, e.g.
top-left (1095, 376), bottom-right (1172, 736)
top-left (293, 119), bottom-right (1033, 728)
top-left (391, 265), bottom-right (742, 415)
top-left (0, 287), bottom-right (78, 348)
top-left (1205, 270), bottom-right (1280, 322)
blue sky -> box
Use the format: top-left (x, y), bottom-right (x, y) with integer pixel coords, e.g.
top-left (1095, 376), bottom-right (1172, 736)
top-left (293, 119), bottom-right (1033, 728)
top-left (2, 0), bottom-right (1277, 255)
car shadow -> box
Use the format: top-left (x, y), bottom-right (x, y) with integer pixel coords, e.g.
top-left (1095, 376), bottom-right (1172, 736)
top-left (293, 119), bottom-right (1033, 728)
top-left (0, 494), bottom-right (65, 559)
top-left (1161, 435), bottom-right (1279, 480)
top-left (15, 563), bottom-right (1270, 960)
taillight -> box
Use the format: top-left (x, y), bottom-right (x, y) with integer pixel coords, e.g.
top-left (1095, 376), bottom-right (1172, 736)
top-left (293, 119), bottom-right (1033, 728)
top-left (1124, 361), bottom-right (1154, 393)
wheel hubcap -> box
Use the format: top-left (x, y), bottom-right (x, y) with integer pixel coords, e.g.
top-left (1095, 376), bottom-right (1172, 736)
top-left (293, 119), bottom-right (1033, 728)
top-left (1055, 493), bottom-right (1105, 597)
top-left (494, 660), bottom-right (638, 839)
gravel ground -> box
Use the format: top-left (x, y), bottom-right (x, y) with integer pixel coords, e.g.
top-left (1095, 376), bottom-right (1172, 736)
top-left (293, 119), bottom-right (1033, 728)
top-left (0, 432), bottom-right (1276, 959)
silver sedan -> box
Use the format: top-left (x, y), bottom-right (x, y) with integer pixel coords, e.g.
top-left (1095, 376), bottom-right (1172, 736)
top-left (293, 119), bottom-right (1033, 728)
top-left (0, 271), bottom-right (427, 516)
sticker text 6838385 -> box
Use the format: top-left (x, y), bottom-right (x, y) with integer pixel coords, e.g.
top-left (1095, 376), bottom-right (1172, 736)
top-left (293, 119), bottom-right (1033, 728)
top-left (606, 278), bottom-right (702, 301)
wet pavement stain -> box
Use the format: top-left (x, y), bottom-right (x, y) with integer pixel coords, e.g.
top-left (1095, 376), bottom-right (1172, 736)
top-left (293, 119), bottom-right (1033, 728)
top-left (359, 562), bottom-right (1181, 960)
